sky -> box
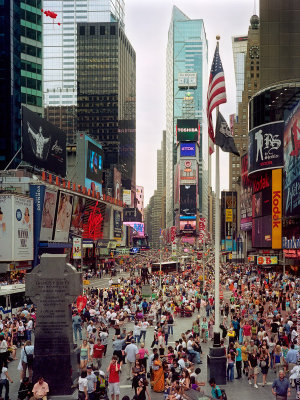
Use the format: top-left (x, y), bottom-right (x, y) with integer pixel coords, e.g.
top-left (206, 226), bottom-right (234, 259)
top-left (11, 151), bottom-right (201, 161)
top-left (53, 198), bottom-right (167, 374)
top-left (124, 0), bottom-right (257, 205)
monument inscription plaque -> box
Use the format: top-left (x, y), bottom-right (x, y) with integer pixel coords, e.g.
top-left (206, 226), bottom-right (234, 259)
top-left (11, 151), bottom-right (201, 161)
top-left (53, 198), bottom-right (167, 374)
top-left (26, 254), bottom-right (82, 396)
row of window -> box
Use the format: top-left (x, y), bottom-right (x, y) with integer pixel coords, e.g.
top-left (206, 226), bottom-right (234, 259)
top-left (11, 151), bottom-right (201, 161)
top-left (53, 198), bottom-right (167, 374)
top-left (21, 43), bottom-right (42, 58)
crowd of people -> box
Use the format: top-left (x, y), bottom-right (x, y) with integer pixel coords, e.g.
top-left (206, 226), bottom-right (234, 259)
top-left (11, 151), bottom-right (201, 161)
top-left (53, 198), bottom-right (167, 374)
top-left (0, 253), bottom-right (297, 400)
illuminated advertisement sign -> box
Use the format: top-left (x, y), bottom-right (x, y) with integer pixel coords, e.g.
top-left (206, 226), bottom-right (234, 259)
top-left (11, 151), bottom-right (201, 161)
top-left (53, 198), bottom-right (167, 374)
top-left (284, 100), bottom-right (300, 217)
top-left (54, 192), bottom-right (73, 242)
top-left (240, 154), bottom-right (252, 231)
top-left (113, 210), bottom-right (122, 238)
top-left (123, 222), bottom-right (144, 237)
top-left (198, 217), bottom-right (206, 244)
top-left (123, 189), bottom-right (131, 206)
top-left (272, 169), bottom-right (282, 249)
top-left (178, 72), bottom-right (197, 88)
top-left (85, 139), bottom-right (103, 193)
top-left (180, 220), bottom-right (196, 234)
top-left (248, 121), bottom-right (284, 176)
top-left (180, 142), bottom-right (196, 157)
top-left (252, 215), bottom-right (272, 248)
top-left (180, 159), bottom-right (197, 184)
top-left (257, 255), bottom-right (278, 265)
top-left (177, 119), bottom-right (199, 142)
top-left (221, 191), bottom-right (237, 245)
top-left (180, 185), bottom-right (197, 217)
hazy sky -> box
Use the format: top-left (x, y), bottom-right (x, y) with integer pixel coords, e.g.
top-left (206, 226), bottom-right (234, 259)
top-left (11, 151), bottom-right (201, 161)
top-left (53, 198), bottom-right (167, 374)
top-left (124, 0), bottom-right (256, 205)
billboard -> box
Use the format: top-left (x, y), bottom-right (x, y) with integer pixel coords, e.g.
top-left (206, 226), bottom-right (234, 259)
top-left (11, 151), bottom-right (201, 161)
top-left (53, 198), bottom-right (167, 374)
top-left (257, 255), bottom-right (278, 265)
top-left (0, 195), bottom-right (33, 262)
top-left (86, 139), bottom-right (103, 189)
top-left (221, 191), bottom-right (237, 247)
top-left (198, 217), bottom-right (206, 244)
top-left (252, 215), bottom-right (272, 247)
top-left (284, 100), bottom-right (300, 217)
top-left (113, 210), bottom-right (122, 238)
top-left (248, 121), bottom-right (284, 176)
top-left (272, 169), bottom-right (282, 249)
top-left (178, 72), bottom-right (197, 88)
top-left (29, 184), bottom-right (45, 266)
top-left (22, 106), bottom-right (66, 177)
top-left (180, 220), bottom-right (196, 234)
top-left (53, 192), bottom-right (73, 242)
top-left (240, 154), bottom-right (252, 231)
top-left (72, 237), bottom-right (82, 259)
top-left (174, 163), bottom-right (180, 208)
top-left (114, 168), bottom-right (122, 200)
top-left (180, 185), bottom-right (197, 217)
top-left (180, 160), bottom-right (197, 184)
top-left (70, 196), bottom-right (86, 236)
top-left (123, 189), bottom-right (131, 206)
top-left (40, 188), bottom-right (58, 241)
top-left (123, 222), bottom-right (144, 237)
top-left (180, 142), bottom-right (196, 157)
top-left (177, 119), bottom-right (199, 142)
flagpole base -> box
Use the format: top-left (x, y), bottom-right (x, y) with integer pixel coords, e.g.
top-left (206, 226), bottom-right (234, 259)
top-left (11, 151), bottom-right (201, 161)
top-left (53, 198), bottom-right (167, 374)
top-left (207, 335), bottom-right (227, 385)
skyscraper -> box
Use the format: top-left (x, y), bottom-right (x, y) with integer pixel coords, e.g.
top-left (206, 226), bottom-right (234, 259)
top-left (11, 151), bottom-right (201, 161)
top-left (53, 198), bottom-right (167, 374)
top-left (0, 0), bottom-right (21, 170)
top-left (43, 0), bottom-right (125, 109)
top-left (232, 36), bottom-right (248, 113)
top-left (166, 6), bottom-right (208, 227)
top-left (77, 22), bottom-right (136, 193)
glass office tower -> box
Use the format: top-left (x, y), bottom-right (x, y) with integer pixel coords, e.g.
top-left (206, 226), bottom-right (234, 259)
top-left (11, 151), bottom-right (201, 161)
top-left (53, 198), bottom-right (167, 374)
top-left (43, 0), bottom-right (125, 108)
top-left (166, 6), bottom-right (208, 227)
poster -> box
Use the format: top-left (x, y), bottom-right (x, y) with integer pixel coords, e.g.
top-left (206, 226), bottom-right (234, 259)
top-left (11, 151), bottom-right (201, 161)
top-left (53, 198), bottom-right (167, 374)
top-left (22, 106), bottom-right (66, 177)
top-left (13, 196), bottom-right (34, 261)
top-left (70, 196), bottom-right (86, 236)
top-left (180, 185), bottom-right (197, 216)
top-left (29, 184), bottom-right (45, 266)
top-left (123, 189), bottom-right (131, 206)
top-left (54, 192), bottom-right (73, 242)
top-left (240, 154), bottom-right (252, 231)
top-left (113, 168), bottom-right (122, 200)
top-left (248, 121), bottom-right (284, 176)
top-left (113, 210), bottom-right (122, 238)
top-left (0, 195), bottom-right (13, 261)
top-left (40, 189), bottom-right (57, 241)
top-left (180, 160), bottom-right (197, 184)
top-left (72, 237), bottom-right (82, 259)
top-left (284, 100), bottom-right (300, 217)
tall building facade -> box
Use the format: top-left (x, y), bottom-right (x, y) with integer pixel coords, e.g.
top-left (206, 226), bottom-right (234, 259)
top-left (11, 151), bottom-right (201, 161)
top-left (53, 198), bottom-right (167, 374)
top-left (232, 36), bottom-right (248, 114)
top-left (136, 186), bottom-right (144, 221)
top-left (77, 22), bottom-right (136, 193)
top-left (21, 0), bottom-right (43, 115)
top-left (43, 0), bottom-right (125, 108)
top-left (260, 0), bottom-right (300, 89)
top-left (0, 0), bottom-right (21, 170)
top-left (166, 6), bottom-right (208, 227)
top-left (229, 15), bottom-right (260, 192)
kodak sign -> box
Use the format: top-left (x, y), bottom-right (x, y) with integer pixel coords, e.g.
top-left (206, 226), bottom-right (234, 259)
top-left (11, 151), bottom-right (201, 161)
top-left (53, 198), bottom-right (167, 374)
top-left (272, 169), bottom-right (282, 249)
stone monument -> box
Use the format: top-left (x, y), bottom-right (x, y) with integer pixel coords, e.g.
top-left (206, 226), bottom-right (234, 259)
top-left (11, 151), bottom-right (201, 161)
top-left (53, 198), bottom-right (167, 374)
top-left (26, 254), bottom-right (82, 396)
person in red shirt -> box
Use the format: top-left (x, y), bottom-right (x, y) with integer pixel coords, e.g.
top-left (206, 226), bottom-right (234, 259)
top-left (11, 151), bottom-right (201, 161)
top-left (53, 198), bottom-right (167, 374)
top-left (93, 338), bottom-right (105, 369)
top-left (243, 321), bottom-right (252, 342)
top-left (106, 355), bottom-right (120, 400)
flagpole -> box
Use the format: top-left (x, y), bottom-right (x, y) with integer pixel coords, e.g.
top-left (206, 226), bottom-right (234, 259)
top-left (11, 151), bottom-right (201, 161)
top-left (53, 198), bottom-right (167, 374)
top-left (214, 36), bottom-right (221, 345)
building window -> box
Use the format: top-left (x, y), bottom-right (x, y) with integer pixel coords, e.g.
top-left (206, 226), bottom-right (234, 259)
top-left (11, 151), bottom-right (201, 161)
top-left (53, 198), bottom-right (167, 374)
top-left (110, 26), bottom-right (116, 35)
top-left (90, 26), bottom-right (95, 35)
top-left (100, 26), bottom-right (105, 35)
top-left (79, 26), bottom-right (85, 35)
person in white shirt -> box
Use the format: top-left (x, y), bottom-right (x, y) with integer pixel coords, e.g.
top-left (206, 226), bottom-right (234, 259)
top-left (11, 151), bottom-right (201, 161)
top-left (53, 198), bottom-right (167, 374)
top-left (125, 339), bottom-right (139, 380)
top-left (140, 320), bottom-right (149, 342)
top-left (25, 319), bottom-right (33, 341)
top-left (134, 322), bottom-right (141, 344)
top-left (78, 370), bottom-right (88, 400)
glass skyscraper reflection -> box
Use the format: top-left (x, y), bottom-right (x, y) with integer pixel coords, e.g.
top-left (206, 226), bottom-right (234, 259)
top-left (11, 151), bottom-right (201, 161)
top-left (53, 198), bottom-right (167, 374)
top-left (166, 6), bottom-right (208, 227)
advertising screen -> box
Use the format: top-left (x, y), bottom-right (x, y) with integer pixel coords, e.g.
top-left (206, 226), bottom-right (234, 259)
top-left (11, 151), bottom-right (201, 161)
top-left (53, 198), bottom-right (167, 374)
top-left (257, 255), bottom-right (278, 265)
top-left (252, 215), bottom-right (272, 248)
top-left (178, 72), bottom-right (197, 88)
top-left (40, 188), bottom-right (58, 241)
top-left (177, 119), bottom-right (199, 142)
top-left (86, 140), bottom-right (103, 185)
top-left (123, 222), bottom-right (144, 237)
top-left (240, 154), bottom-right (252, 231)
top-left (54, 192), bottom-right (73, 242)
top-left (180, 142), bottom-right (196, 157)
top-left (248, 121), bottom-right (284, 176)
top-left (284, 100), bottom-right (300, 217)
top-left (180, 220), bottom-right (196, 234)
top-left (123, 189), bottom-right (131, 206)
top-left (29, 184), bottom-right (45, 266)
top-left (113, 210), bottom-right (122, 238)
top-left (180, 160), bottom-right (197, 184)
top-left (180, 185), bottom-right (197, 217)
top-left (22, 106), bottom-right (66, 177)
top-left (114, 168), bottom-right (122, 200)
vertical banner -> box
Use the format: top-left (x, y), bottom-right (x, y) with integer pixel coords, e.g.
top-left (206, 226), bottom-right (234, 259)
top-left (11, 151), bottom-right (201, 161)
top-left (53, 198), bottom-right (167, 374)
top-left (272, 169), bottom-right (282, 249)
top-left (72, 237), bottom-right (82, 259)
top-left (29, 185), bottom-right (45, 266)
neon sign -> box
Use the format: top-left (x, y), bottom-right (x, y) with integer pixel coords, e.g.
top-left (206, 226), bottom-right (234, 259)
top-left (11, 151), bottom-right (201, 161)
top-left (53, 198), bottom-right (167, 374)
top-left (82, 201), bottom-right (103, 240)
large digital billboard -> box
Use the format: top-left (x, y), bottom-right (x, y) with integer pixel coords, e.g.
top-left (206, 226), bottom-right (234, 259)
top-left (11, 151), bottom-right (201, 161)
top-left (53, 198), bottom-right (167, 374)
top-left (39, 188), bottom-right (58, 241)
top-left (180, 220), bottom-right (196, 234)
top-left (180, 142), bottom-right (196, 157)
top-left (177, 119), bottom-right (199, 142)
top-left (252, 215), bottom-right (272, 248)
top-left (248, 121), bottom-right (284, 176)
top-left (221, 191), bottom-right (237, 250)
top-left (113, 210), bottom-right (122, 238)
top-left (53, 192), bottom-right (73, 242)
top-left (123, 222), bottom-right (144, 237)
top-left (180, 160), bottom-right (197, 184)
top-left (240, 154), bottom-right (252, 231)
top-left (180, 185), bottom-right (197, 217)
top-left (284, 100), bottom-right (300, 217)
top-left (86, 141), bottom-right (103, 185)
top-left (22, 106), bottom-right (66, 177)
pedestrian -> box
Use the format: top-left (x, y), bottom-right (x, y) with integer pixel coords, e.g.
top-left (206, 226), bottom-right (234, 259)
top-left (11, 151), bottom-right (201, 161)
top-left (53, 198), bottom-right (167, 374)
top-left (259, 348), bottom-right (270, 387)
top-left (78, 370), bottom-right (88, 400)
top-left (138, 343), bottom-right (149, 371)
top-left (92, 338), bottom-right (105, 370)
top-left (125, 339), bottom-right (139, 380)
top-left (227, 343), bottom-right (235, 382)
top-left (209, 377), bottom-right (223, 399)
top-left (21, 340), bottom-right (34, 383)
top-left (235, 342), bottom-right (242, 379)
top-left (140, 319), bottom-right (149, 342)
top-left (80, 339), bottom-right (90, 370)
top-left (0, 364), bottom-right (13, 400)
top-left (248, 349), bottom-right (259, 388)
top-left (31, 376), bottom-right (49, 400)
top-left (72, 311), bottom-right (83, 342)
top-left (272, 370), bottom-right (291, 400)
top-left (106, 355), bottom-right (121, 400)
top-left (86, 365), bottom-right (97, 400)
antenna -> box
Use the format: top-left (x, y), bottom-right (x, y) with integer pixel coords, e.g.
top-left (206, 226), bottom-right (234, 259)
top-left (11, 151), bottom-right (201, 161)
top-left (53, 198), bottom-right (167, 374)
top-left (253, 0), bottom-right (257, 15)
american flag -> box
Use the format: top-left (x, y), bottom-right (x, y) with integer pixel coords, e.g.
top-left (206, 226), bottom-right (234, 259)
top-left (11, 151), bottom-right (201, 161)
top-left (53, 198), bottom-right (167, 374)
top-left (207, 45), bottom-right (227, 154)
